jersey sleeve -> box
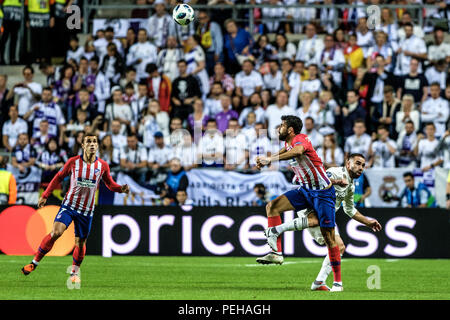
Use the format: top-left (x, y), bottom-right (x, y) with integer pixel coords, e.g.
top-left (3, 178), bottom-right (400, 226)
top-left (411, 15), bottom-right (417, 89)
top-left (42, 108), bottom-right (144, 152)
top-left (291, 134), bottom-right (309, 150)
top-left (343, 185), bottom-right (357, 218)
top-left (101, 160), bottom-right (123, 193)
top-left (42, 157), bottom-right (74, 199)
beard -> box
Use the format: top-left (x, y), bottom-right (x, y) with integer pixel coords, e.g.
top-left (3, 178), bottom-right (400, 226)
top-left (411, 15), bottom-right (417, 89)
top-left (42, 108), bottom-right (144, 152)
top-left (278, 131), bottom-right (288, 141)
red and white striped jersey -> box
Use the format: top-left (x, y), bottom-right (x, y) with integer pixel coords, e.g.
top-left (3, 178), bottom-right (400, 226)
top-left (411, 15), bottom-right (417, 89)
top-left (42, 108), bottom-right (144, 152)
top-left (285, 134), bottom-right (331, 190)
top-left (42, 155), bottom-right (122, 216)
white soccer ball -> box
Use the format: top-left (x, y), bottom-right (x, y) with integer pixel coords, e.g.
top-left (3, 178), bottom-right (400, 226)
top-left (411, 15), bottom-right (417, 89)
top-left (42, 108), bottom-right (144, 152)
top-left (172, 4), bottom-right (195, 26)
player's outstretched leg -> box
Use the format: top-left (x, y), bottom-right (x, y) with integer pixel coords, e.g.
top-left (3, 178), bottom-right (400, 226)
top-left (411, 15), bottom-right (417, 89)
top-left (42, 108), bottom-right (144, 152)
top-left (22, 222), bottom-right (67, 275)
top-left (265, 212), bottom-right (319, 252)
top-left (256, 195), bottom-right (296, 265)
top-left (311, 235), bottom-right (345, 291)
top-left (321, 227), bottom-right (343, 292)
top-left (70, 238), bottom-right (87, 283)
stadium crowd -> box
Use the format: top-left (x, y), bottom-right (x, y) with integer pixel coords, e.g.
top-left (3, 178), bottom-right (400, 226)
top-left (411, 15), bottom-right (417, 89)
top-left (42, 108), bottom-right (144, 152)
top-left (0, 0), bottom-right (449, 207)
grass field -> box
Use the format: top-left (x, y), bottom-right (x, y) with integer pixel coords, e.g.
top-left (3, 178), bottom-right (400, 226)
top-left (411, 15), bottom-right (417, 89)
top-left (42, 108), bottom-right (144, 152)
top-left (1, 255), bottom-right (449, 300)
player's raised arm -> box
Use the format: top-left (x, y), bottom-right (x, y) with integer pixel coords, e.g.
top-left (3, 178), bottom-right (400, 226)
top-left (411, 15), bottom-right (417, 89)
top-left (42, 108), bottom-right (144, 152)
top-left (101, 160), bottom-right (129, 194)
top-left (38, 158), bottom-right (74, 208)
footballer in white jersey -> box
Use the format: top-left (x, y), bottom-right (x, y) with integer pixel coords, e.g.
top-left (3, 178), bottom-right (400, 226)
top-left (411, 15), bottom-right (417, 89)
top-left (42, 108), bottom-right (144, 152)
top-left (302, 154), bottom-right (382, 291)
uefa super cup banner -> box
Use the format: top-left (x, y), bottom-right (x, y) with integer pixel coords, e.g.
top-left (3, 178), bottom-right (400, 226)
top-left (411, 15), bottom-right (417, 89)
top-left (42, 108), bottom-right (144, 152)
top-left (186, 169), bottom-right (294, 206)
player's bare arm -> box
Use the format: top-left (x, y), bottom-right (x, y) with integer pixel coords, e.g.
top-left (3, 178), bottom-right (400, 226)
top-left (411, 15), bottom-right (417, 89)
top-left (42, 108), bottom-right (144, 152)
top-left (352, 211), bottom-right (382, 232)
top-left (256, 145), bottom-right (304, 169)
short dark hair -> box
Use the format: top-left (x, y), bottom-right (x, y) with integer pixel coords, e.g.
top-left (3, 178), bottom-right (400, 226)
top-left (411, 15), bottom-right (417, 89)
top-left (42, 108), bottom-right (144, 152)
top-left (82, 132), bottom-right (98, 143)
top-left (403, 171), bottom-right (414, 179)
top-left (348, 153), bottom-right (366, 161)
top-left (281, 115), bottom-right (303, 134)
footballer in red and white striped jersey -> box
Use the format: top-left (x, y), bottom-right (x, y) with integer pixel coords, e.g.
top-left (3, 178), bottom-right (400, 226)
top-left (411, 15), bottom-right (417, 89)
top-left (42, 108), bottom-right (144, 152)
top-left (284, 133), bottom-right (330, 190)
top-left (255, 115), bottom-right (342, 291)
top-left (22, 133), bottom-right (129, 282)
top-left (43, 155), bottom-right (120, 216)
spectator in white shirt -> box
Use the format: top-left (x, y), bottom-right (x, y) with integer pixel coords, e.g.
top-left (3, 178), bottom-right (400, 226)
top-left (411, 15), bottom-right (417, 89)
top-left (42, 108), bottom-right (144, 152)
top-left (302, 117), bottom-right (324, 149)
top-left (120, 133), bottom-right (148, 184)
top-left (273, 33), bottom-right (296, 62)
top-left (314, 34), bottom-right (346, 86)
top-left (148, 131), bottom-right (173, 171)
top-left (104, 87), bottom-right (134, 135)
top-left (396, 120), bottom-right (418, 168)
top-left (344, 118), bottom-right (372, 160)
top-left (295, 23), bottom-right (324, 66)
top-left (316, 134), bottom-right (344, 167)
top-left (281, 58), bottom-right (301, 109)
top-left (375, 7), bottom-right (399, 51)
top-left (107, 119), bottom-right (128, 150)
top-left (238, 92), bottom-right (266, 127)
top-left (2, 105), bottom-right (28, 152)
top-left (300, 64), bottom-right (322, 98)
top-left (249, 122), bottom-right (272, 170)
top-left (5, 66), bottom-right (42, 117)
top-left (235, 59), bottom-right (264, 106)
top-left (197, 119), bottom-right (225, 167)
top-left (265, 90), bottom-right (295, 138)
top-left (395, 94), bottom-right (420, 135)
top-left (224, 118), bottom-right (248, 170)
top-left (146, 0), bottom-right (175, 49)
top-left (420, 82), bottom-right (449, 139)
top-left (397, 11), bottom-right (424, 42)
top-left (427, 27), bottom-right (450, 65)
top-left (368, 125), bottom-right (397, 168)
top-left (424, 59), bottom-right (448, 90)
top-left (297, 91), bottom-right (319, 124)
top-left (126, 29), bottom-right (158, 82)
top-left (66, 36), bottom-right (85, 65)
top-left (263, 60), bottom-right (283, 96)
top-left (414, 123), bottom-right (443, 171)
top-left (355, 17), bottom-right (375, 59)
top-left (394, 23), bottom-right (427, 76)
top-left (157, 36), bottom-right (184, 82)
top-left (316, 90), bottom-right (337, 131)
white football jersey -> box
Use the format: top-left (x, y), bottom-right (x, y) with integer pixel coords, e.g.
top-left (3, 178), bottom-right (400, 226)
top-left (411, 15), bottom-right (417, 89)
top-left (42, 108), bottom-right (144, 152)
top-left (325, 166), bottom-right (357, 218)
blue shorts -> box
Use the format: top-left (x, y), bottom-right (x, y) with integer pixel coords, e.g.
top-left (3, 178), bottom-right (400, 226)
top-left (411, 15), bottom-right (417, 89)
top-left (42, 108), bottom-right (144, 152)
top-left (284, 186), bottom-right (336, 228)
top-left (54, 205), bottom-right (93, 239)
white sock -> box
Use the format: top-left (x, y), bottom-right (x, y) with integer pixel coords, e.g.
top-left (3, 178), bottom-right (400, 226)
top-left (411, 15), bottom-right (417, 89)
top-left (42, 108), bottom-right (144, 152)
top-left (315, 254), bottom-right (332, 283)
top-left (32, 259), bottom-right (39, 266)
top-left (315, 253), bottom-right (343, 283)
top-left (275, 217), bottom-right (308, 234)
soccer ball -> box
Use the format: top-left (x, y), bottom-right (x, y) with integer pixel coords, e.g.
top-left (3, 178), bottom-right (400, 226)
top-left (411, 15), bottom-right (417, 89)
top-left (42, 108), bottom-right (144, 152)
top-left (172, 4), bottom-right (195, 26)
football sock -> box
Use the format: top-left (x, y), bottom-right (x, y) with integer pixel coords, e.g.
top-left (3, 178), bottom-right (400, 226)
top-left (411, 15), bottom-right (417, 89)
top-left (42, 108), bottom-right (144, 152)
top-left (275, 216), bottom-right (308, 234)
top-left (72, 245), bottom-right (86, 272)
top-left (268, 216), bottom-right (282, 253)
top-left (34, 233), bottom-right (56, 263)
top-left (328, 245), bottom-right (342, 284)
top-left (316, 253), bottom-right (332, 283)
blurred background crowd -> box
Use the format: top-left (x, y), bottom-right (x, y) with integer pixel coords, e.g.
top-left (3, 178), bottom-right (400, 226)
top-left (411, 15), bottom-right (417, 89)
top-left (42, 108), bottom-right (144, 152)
top-left (0, 0), bottom-right (449, 207)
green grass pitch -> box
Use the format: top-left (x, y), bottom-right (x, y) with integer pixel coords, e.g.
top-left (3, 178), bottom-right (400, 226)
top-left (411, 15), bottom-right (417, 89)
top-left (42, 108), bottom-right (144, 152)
top-left (1, 255), bottom-right (449, 300)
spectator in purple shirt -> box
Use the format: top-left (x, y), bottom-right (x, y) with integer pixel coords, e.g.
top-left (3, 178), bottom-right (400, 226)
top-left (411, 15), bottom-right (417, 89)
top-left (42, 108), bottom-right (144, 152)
top-left (188, 98), bottom-right (210, 136)
top-left (215, 94), bottom-right (239, 133)
top-left (53, 64), bottom-right (77, 121)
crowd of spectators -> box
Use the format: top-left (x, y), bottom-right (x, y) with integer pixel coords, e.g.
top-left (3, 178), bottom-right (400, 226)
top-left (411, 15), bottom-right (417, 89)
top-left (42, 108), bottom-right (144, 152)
top-left (0, 0), bottom-right (449, 206)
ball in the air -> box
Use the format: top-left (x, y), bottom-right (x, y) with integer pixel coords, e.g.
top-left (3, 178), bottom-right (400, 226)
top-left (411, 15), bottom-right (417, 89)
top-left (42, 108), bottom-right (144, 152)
top-left (172, 4), bottom-right (195, 26)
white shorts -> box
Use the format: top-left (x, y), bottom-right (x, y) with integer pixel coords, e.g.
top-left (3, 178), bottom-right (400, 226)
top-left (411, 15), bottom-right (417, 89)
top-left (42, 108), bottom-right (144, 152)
top-left (297, 209), bottom-right (340, 245)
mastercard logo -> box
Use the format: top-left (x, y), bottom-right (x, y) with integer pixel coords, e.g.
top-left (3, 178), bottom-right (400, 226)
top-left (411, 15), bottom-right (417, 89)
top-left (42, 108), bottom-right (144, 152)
top-left (0, 205), bottom-right (75, 256)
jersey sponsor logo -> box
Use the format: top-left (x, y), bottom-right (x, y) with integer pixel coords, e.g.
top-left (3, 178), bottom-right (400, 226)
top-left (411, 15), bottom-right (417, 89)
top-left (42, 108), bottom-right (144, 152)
top-left (76, 177), bottom-right (97, 188)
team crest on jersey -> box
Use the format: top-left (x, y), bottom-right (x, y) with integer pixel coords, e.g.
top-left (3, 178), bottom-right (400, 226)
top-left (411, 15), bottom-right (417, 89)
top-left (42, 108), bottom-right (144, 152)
top-left (94, 168), bottom-right (100, 175)
top-left (326, 171), bottom-right (333, 178)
